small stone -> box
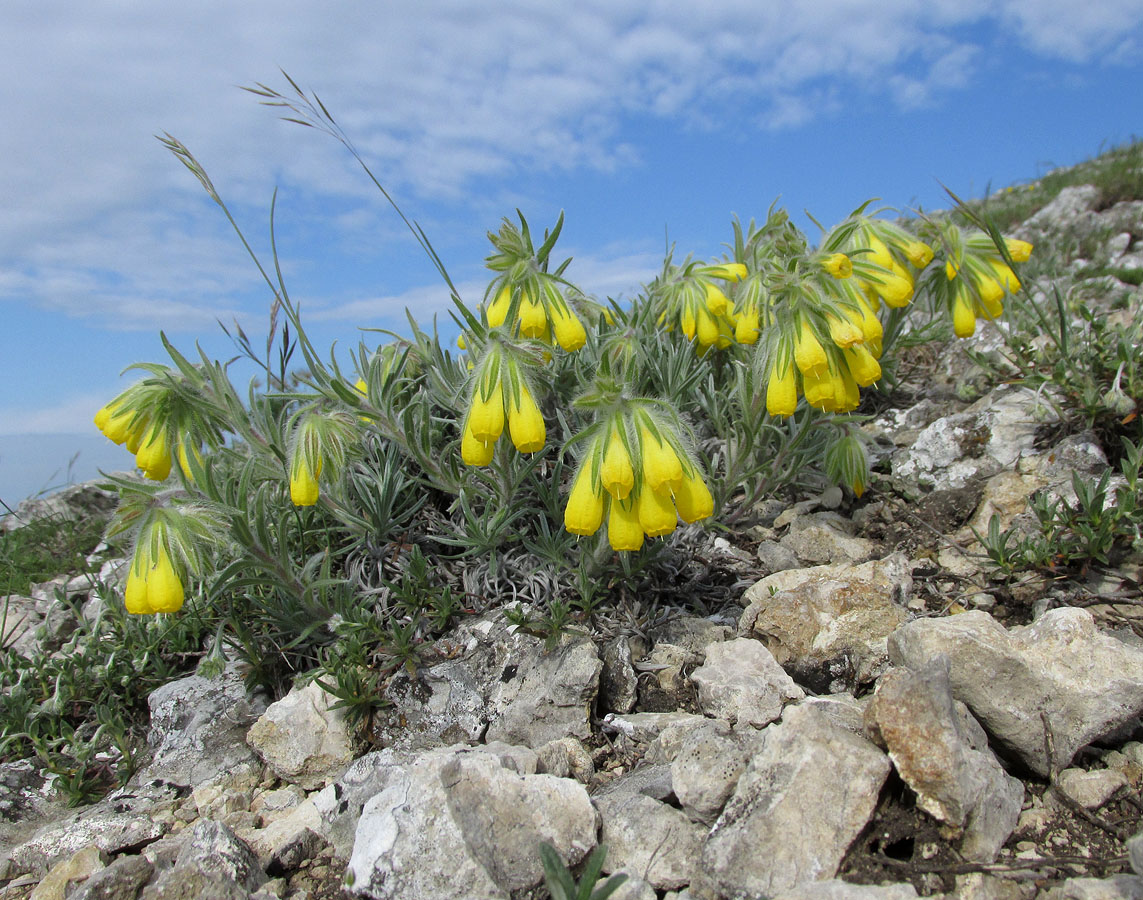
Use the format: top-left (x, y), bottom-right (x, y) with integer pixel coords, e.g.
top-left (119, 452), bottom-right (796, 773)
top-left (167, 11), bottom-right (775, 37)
top-left (1056, 768), bottom-right (1129, 809)
top-left (29, 845), bottom-right (106, 900)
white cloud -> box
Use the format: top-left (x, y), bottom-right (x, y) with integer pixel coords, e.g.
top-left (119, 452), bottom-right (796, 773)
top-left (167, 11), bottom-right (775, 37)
top-left (2, 0), bottom-right (1141, 338)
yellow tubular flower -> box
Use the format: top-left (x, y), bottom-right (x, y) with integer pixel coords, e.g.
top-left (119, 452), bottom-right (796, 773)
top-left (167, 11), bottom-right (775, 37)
top-left (854, 296), bottom-right (884, 344)
top-left (601, 427), bottom-right (635, 500)
top-left (550, 303), bottom-right (587, 352)
top-left (125, 415), bottom-right (151, 454)
top-left (97, 405), bottom-right (136, 445)
top-left (734, 307), bottom-right (760, 344)
top-left (823, 253), bottom-right (853, 279)
top-left (467, 380), bottom-right (505, 443)
top-left (136, 425), bottom-right (172, 481)
top-left (487, 285), bottom-right (511, 327)
top-left (873, 262), bottom-right (914, 308)
top-left (146, 545), bottom-right (185, 614)
top-left (565, 456), bottom-right (605, 536)
top-left (461, 423), bottom-right (495, 466)
top-left (840, 366), bottom-right (861, 411)
top-left (673, 470), bottom-right (714, 523)
top-left (680, 305), bottom-right (697, 340)
top-left (704, 283), bottom-right (732, 316)
top-left (903, 241), bottom-right (934, 269)
top-left (866, 234), bottom-right (895, 269)
top-left (802, 368), bottom-right (836, 411)
top-left (639, 426), bottom-right (684, 492)
top-left (794, 320), bottom-right (828, 377)
top-left (826, 314), bottom-right (863, 349)
top-left (125, 541), bottom-right (185, 615)
top-left (608, 498), bottom-right (644, 551)
top-left (952, 289), bottom-right (977, 337)
top-left (1005, 238), bottom-right (1033, 263)
top-left (508, 385), bottom-right (545, 453)
top-left (989, 260), bottom-right (1021, 293)
top-left (696, 306), bottom-right (720, 347)
top-left (290, 453), bottom-right (322, 506)
top-left (519, 295), bottom-right (548, 338)
top-left (844, 344), bottom-right (882, 387)
top-left (766, 358), bottom-right (798, 418)
top-left (706, 262), bottom-right (748, 281)
top-left (638, 486), bottom-right (677, 538)
top-left (177, 440), bottom-right (203, 483)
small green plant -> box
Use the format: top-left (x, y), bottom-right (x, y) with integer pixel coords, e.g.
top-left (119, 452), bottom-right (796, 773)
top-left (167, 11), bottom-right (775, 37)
top-left (0, 513), bottom-right (111, 597)
top-left (539, 842), bottom-right (627, 900)
top-left (976, 438), bottom-right (1143, 580)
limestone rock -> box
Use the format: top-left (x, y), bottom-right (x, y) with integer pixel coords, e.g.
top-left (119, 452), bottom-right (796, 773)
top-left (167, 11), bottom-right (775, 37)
top-left (665, 718), bottom-right (765, 825)
top-left (700, 702), bottom-right (890, 897)
top-left (689, 637), bottom-right (803, 726)
top-left (866, 661), bottom-right (1023, 861)
top-left (888, 608), bottom-right (1143, 776)
top-left (142, 662), bottom-right (267, 787)
top-left (27, 844), bottom-right (105, 900)
top-left (69, 855), bottom-right (154, 900)
top-left (600, 638), bottom-right (639, 714)
top-left (770, 880), bottom-right (919, 899)
top-left (1041, 875), bottom-right (1143, 899)
top-left (1056, 768), bottom-right (1129, 809)
top-left (345, 747), bottom-right (596, 899)
top-left (594, 791), bottom-right (704, 890)
top-left (246, 680), bottom-right (355, 790)
top-left (739, 553), bottom-right (913, 693)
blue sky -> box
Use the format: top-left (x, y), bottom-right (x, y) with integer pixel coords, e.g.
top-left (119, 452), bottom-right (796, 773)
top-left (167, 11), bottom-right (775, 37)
top-left (2, 0), bottom-right (1142, 506)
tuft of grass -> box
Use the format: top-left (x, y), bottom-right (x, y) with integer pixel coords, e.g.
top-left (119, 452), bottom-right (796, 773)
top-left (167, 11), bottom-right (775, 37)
top-left (968, 138), bottom-right (1143, 232)
top-left (0, 515), bottom-right (111, 597)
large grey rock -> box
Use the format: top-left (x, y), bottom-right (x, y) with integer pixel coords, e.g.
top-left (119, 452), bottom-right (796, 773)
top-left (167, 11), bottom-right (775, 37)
top-left (377, 617), bottom-right (601, 750)
top-left (888, 608), bottom-right (1143, 776)
top-left (779, 512), bottom-right (878, 565)
top-left (701, 702), bottom-right (890, 897)
top-left (310, 748), bottom-right (413, 859)
top-left (1020, 185), bottom-right (1101, 238)
top-left (866, 661), bottom-right (1023, 861)
top-left (0, 482), bottom-right (118, 533)
top-left (739, 553), bottom-right (913, 693)
top-left (246, 679), bottom-right (355, 790)
top-left (345, 747), bottom-right (596, 899)
top-left (594, 791), bottom-right (705, 890)
top-left (174, 819), bottom-right (264, 891)
top-left (655, 718), bottom-right (765, 824)
top-left (600, 638), bottom-right (639, 714)
top-left (141, 662), bottom-right (267, 786)
top-left (891, 386), bottom-right (1059, 496)
top-left (689, 638), bottom-right (803, 726)
top-left (69, 854), bottom-right (154, 900)
top-left (8, 791), bottom-right (169, 877)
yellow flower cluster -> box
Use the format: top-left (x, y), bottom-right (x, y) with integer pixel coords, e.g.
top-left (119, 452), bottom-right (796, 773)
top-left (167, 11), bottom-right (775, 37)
top-left (765, 307), bottom-right (886, 417)
top-left (124, 526), bottom-right (184, 615)
top-left (94, 395), bottom-right (201, 482)
top-left (848, 223), bottom-right (933, 311)
top-left (486, 280), bottom-right (588, 352)
top-left (659, 263), bottom-right (749, 351)
top-left (946, 235), bottom-right (1032, 337)
top-left (461, 348), bottom-right (546, 466)
top-left (564, 410), bottom-right (713, 551)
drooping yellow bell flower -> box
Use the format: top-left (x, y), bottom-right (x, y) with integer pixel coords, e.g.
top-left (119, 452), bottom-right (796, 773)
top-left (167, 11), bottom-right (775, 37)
top-left (607, 497), bottom-right (645, 551)
top-left (705, 262), bottom-right (748, 281)
top-left (518, 294), bottom-right (548, 338)
top-left (870, 262), bottom-right (914, 308)
top-left (565, 454), bottom-right (605, 536)
top-left (550, 302), bottom-right (587, 352)
top-left (1005, 238), bottom-right (1033, 263)
top-left (600, 426), bottom-right (635, 500)
top-left (124, 540), bottom-right (184, 615)
top-left (794, 320), bottom-right (828, 377)
top-left (135, 424), bottom-right (172, 481)
top-left (486, 285), bottom-right (512, 327)
top-left (637, 486), bottom-right (677, 538)
top-left (952, 288), bottom-right (977, 337)
top-left (639, 426), bottom-right (684, 493)
top-left (903, 241), bottom-right (934, 269)
top-left (461, 424), bottom-right (495, 466)
top-left (844, 344), bottom-right (882, 387)
top-left (467, 379), bottom-right (506, 444)
top-left (673, 470), bottom-right (714, 524)
top-left (289, 451), bottom-right (322, 506)
top-left (826, 314), bottom-right (863, 349)
top-left (823, 253), bottom-right (853, 279)
top-left (507, 384), bottom-right (545, 453)
top-left (704, 283), bottom-right (733, 316)
top-left (766, 358), bottom-right (798, 418)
